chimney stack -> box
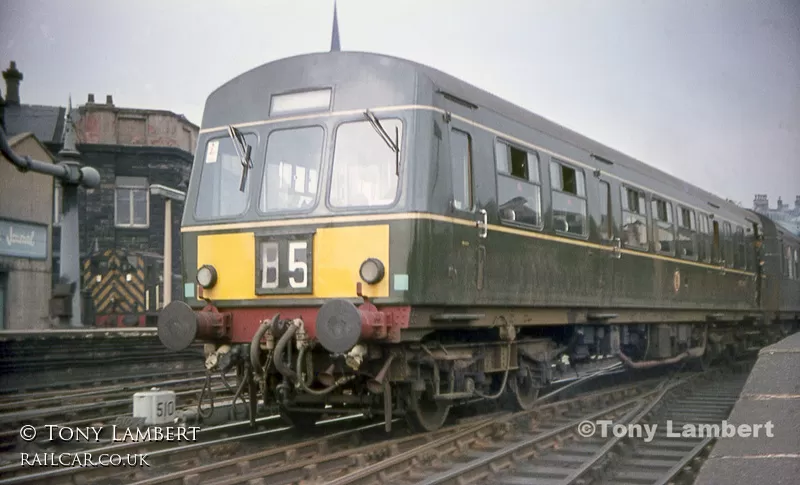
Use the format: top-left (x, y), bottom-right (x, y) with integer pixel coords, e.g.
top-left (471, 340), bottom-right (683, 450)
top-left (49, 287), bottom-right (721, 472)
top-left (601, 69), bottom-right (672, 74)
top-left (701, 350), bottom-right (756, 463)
top-left (777, 197), bottom-right (784, 211)
top-left (87, 93), bottom-right (95, 103)
top-left (753, 194), bottom-right (769, 212)
top-left (106, 95), bottom-right (113, 106)
top-left (2, 61), bottom-right (23, 106)
top-left (795, 195), bottom-right (800, 211)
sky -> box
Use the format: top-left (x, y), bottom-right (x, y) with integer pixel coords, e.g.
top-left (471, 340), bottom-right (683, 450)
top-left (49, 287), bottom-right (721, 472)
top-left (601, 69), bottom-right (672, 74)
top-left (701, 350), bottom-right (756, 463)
top-left (1, 0), bottom-right (798, 208)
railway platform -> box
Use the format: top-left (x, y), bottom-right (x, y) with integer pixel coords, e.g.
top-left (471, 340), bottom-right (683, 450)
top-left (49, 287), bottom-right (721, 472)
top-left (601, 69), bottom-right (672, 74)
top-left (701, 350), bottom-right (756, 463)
top-left (694, 332), bottom-right (800, 484)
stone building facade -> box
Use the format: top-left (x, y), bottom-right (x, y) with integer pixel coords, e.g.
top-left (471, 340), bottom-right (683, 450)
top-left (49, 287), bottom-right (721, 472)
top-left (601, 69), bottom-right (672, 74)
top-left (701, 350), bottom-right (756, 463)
top-left (1, 60), bottom-right (198, 327)
top-left (0, 132), bottom-right (56, 329)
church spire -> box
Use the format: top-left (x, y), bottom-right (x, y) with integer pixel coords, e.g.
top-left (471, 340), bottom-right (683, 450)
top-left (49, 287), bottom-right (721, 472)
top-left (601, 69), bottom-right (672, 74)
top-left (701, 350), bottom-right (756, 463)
top-left (330, 1), bottom-right (341, 52)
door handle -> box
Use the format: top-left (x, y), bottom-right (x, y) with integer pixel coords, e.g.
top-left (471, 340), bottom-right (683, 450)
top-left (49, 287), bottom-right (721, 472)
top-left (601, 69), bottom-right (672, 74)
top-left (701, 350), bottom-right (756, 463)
top-left (477, 209), bottom-right (488, 239)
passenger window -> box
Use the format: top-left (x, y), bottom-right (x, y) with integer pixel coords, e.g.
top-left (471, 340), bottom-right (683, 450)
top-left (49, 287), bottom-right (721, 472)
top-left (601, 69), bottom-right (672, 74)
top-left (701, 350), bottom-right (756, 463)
top-left (734, 226), bottom-right (746, 269)
top-left (697, 213), bottom-right (712, 263)
top-left (712, 220), bottom-right (722, 264)
top-left (651, 198), bottom-right (674, 255)
top-left (450, 129), bottom-right (473, 211)
top-left (599, 181), bottom-right (612, 240)
top-left (794, 249), bottom-right (799, 280)
top-left (550, 160), bottom-right (587, 236)
top-left (785, 245), bottom-right (795, 279)
top-left (496, 140), bottom-right (542, 227)
top-left (723, 222), bottom-right (733, 268)
top-left (621, 186), bottom-right (648, 249)
top-left (677, 206), bottom-right (697, 259)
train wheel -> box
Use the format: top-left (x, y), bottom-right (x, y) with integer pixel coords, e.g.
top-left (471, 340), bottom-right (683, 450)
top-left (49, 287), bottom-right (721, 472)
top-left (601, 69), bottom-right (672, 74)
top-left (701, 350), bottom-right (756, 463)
top-left (509, 372), bottom-right (540, 411)
top-left (405, 387), bottom-right (450, 432)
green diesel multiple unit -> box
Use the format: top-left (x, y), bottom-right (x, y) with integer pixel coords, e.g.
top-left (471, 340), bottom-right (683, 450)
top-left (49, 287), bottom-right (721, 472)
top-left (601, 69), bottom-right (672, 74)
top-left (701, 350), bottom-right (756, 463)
top-left (158, 52), bottom-right (800, 431)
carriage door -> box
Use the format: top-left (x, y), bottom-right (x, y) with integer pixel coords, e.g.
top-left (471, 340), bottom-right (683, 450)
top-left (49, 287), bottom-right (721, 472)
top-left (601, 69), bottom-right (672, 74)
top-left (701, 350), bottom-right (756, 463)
top-left (447, 122), bottom-right (482, 298)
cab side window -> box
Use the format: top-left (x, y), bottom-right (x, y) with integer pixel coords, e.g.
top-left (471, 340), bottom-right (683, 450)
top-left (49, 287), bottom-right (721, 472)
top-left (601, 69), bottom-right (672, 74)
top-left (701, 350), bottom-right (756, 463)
top-left (496, 140), bottom-right (542, 228)
top-left (550, 159), bottom-right (587, 236)
top-left (450, 129), bottom-right (473, 211)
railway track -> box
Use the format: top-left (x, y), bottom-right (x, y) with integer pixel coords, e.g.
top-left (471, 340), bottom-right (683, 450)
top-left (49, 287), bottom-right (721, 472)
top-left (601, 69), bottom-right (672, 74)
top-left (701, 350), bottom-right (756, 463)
top-left (1, 376), bottom-right (662, 485)
top-left (0, 372), bottom-right (238, 451)
top-left (362, 364), bottom-right (747, 485)
top-left (0, 368), bottom-right (210, 400)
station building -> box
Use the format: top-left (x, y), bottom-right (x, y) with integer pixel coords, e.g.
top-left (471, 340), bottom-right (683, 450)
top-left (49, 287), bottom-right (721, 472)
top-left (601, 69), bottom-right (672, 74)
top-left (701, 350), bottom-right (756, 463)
top-left (1, 60), bottom-right (199, 329)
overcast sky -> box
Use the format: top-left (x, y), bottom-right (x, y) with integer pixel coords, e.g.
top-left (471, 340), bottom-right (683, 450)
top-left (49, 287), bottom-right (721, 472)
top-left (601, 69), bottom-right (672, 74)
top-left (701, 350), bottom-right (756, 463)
top-left (1, 0), bottom-right (798, 208)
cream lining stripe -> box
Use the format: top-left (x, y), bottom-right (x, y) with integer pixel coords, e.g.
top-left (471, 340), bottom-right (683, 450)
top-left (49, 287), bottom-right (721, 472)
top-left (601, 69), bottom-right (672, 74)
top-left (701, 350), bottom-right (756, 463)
top-left (181, 212), bottom-right (755, 277)
top-left (199, 104), bottom-right (746, 227)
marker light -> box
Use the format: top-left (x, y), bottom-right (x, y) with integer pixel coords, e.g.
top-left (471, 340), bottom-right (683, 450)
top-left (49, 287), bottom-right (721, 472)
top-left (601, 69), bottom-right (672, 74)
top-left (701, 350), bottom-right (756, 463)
top-left (196, 265), bottom-right (218, 289)
top-left (359, 258), bottom-right (385, 285)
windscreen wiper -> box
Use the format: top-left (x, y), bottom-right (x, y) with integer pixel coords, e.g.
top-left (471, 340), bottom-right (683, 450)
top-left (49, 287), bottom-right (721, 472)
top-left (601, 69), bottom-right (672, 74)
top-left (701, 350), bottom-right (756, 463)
top-left (364, 110), bottom-right (400, 176)
top-left (227, 125), bottom-right (253, 192)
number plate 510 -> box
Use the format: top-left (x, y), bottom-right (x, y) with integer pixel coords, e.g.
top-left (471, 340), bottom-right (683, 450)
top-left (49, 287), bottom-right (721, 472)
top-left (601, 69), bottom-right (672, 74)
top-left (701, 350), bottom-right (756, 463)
top-left (255, 234), bottom-right (314, 295)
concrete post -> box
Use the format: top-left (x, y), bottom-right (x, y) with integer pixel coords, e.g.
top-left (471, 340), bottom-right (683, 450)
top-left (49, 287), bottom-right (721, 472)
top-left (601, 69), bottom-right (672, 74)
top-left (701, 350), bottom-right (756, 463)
top-left (149, 184), bottom-right (185, 309)
top-left (163, 198), bottom-right (172, 306)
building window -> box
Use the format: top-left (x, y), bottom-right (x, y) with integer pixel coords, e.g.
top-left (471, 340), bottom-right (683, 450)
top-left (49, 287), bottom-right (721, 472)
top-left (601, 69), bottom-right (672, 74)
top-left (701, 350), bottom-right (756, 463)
top-left (115, 176), bottom-right (149, 228)
top-left (621, 186), bottom-right (648, 249)
top-left (496, 140), bottom-right (542, 228)
top-left (451, 129), bottom-right (473, 211)
top-left (549, 159), bottom-right (586, 236)
top-left (599, 181), bottom-right (612, 240)
top-left (677, 206), bottom-right (697, 259)
top-left (53, 184), bottom-right (62, 226)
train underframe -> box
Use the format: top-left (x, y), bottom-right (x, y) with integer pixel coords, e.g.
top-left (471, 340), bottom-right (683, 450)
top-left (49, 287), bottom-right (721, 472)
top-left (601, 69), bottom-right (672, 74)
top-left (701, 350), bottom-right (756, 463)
top-left (159, 298), bottom-right (795, 432)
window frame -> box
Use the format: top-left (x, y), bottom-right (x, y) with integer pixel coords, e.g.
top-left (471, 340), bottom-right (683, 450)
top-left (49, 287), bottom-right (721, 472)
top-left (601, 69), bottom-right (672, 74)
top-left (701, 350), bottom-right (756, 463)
top-left (495, 138), bottom-right (543, 231)
top-left (451, 128), bottom-right (475, 213)
top-left (549, 158), bottom-right (588, 238)
top-left (598, 180), bottom-right (613, 241)
top-left (193, 132), bottom-right (260, 221)
top-left (734, 226), bottom-right (746, 269)
top-left (114, 176), bottom-right (150, 229)
top-left (696, 212), bottom-right (712, 263)
top-left (676, 205), bottom-right (698, 261)
top-left (326, 117), bottom-right (405, 211)
top-left (794, 247), bottom-right (800, 280)
top-left (650, 196), bottom-right (675, 256)
top-left (255, 124), bottom-right (326, 216)
top-left (722, 221), bottom-right (734, 268)
top-left (620, 184), bottom-right (649, 251)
